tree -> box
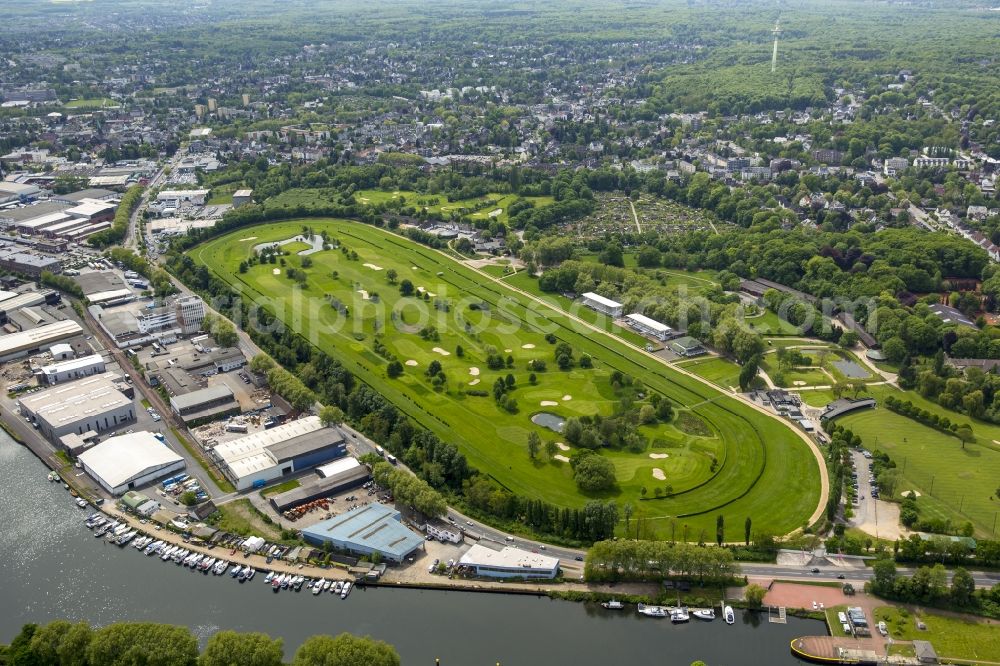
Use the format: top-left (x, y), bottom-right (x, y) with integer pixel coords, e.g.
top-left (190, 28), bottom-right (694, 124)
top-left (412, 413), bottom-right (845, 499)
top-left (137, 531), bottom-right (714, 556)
top-left (86, 623), bottom-right (199, 666)
top-left (623, 502), bottom-right (634, 530)
top-left (319, 405), bottom-right (344, 427)
top-left (639, 404), bottom-right (656, 424)
top-left (292, 634), bottom-right (400, 666)
top-left (179, 491), bottom-right (197, 506)
top-left (738, 357), bottom-right (759, 391)
top-left (545, 440), bottom-right (558, 459)
top-left (573, 454), bottom-right (617, 492)
top-left (744, 583), bottom-right (766, 608)
top-left (385, 268), bottom-right (398, 284)
top-left (951, 567), bottom-right (975, 606)
top-left (200, 631), bottom-right (284, 666)
top-left (399, 279), bottom-right (415, 296)
top-left (956, 425), bottom-right (974, 449)
top-left (527, 431), bottom-right (541, 459)
top-left (386, 361), bottom-right (404, 378)
top-left (716, 515), bottom-right (725, 546)
top-left (871, 558), bottom-right (897, 595)
top-left (744, 517), bottom-right (752, 546)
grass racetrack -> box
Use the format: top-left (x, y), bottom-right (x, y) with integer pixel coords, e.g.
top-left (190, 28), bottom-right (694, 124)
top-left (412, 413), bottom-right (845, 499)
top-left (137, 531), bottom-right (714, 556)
top-left (191, 219), bottom-right (822, 539)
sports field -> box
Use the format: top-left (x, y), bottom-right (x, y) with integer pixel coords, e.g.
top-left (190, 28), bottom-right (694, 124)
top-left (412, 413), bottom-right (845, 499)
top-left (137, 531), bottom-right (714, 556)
top-left (191, 220), bottom-right (821, 538)
top-left (354, 189), bottom-right (554, 225)
top-left (837, 385), bottom-right (1000, 536)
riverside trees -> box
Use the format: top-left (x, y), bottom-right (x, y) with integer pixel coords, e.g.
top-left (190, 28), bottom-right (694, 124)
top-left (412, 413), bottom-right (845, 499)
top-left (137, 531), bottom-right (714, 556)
top-left (584, 540), bottom-right (738, 584)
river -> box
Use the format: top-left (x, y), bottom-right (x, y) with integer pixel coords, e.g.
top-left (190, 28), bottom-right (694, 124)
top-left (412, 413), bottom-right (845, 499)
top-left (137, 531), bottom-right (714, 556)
top-left (0, 430), bottom-right (819, 664)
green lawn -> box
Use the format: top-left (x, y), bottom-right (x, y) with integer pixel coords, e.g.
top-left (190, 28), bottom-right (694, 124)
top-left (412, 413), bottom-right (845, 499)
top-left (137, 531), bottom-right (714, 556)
top-left (190, 219), bottom-right (821, 539)
top-left (799, 389), bottom-right (837, 408)
top-left (207, 182), bottom-right (239, 205)
top-left (874, 606), bottom-right (1000, 663)
top-left (680, 356), bottom-right (741, 390)
top-left (64, 98), bottom-right (115, 108)
top-left (837, 385), bottom-right (1000, 536)
top-left (213, 499), bottom-right (283, 540)
top-left (354, 189), bottom-right (554, 226)
top-left (260, 479), bottom-right (301, 497)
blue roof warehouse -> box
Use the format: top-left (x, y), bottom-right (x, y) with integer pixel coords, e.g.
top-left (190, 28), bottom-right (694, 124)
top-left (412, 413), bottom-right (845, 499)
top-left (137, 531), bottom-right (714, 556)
top-left (301, 502), bottom-right (425, 563)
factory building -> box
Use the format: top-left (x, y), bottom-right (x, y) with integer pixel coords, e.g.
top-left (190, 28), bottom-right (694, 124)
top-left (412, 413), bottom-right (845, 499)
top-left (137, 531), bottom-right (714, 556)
top-left (210, 416), bottom-right (348, 491)
top-left (301, 503), bottom-right (424, 563)
top-left (0, 319), bottom-right (83, 361)
top-left (38, 353), bottom-right (106, 384)
top-left (169, 384), bottom-right (240, 424)
top-left (79, 432), bottom-right (185, 495)
top-left (268, 456), bottom-right (372, 513)
top-left (17, 375), bottom-right (134, 440)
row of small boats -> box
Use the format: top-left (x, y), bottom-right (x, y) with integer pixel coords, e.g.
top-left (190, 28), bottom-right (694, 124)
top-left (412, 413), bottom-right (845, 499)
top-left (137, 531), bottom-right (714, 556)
top-left (629, 603), bottom-right (736, 624)
top-left (83, 512), bottom-right (352, 595)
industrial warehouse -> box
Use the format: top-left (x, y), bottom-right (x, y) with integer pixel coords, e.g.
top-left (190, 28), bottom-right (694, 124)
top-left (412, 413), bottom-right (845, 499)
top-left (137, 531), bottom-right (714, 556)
top-left (301, 503), bottom-right (425, 563)
top-left (17, 374), bottom-right (134, 440)
top-left (78, 431), bottom-right (186, 495)
top-left (458, 544), bottom-right (560, 579)
top-left (210, 415), bottom-right (348, 490)
top-left (0, 319), bottom-right (83, 361)
top-left (268, 456), bottom-right (372, 513)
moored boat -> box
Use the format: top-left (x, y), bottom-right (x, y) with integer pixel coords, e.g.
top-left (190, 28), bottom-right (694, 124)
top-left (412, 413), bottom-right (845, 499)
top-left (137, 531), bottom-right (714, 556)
top-left (340, 581), bottom-right (352, 599)
top-left (724, 605), bottom-right (735, 625)
top-left (637, 603), bottom-right (668, 618)
top-left (601, 600), bottom-right (624, 610)
top-left (313, 579), bottom-right (325, 595)
top-left (670, 608), bottom-right (690, 623)
top-left (692, 609), bottom-right (715, 621)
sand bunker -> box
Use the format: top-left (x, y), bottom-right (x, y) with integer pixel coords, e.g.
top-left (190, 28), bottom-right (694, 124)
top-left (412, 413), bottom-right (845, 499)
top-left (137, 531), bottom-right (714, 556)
top-left (468, 379), bottom-right (480, 386)
top-left (357, 290), bottom-right (370, 300)
top-left (540, 401), bottom-right (559, 407)
top-left (521, 343), bottom-right (536, 349)
top-left (405, 360), bottom-right (419, 367)
top-left (358, 197), bottom-right (370, 202)
top-left (556, 443), bottom-right (570, 451)
top-left (649, 453), bottom-right (669, 459)
top-left (792, 381), bottom-right (806, 386)
top-left (239, 236), bottom-right (258, 242)
top-left (562, 395), bottom-right (572, 401)
top-left (363, 263), bottom-right (383, 271)
top-left (411, 266), bottom-right (419, 270)
top-left (652, 469), bottom-right (666, 481)
top-left (504, 349), bottom-right (512, 353)
top-left (554, 455), bottom-right (570, 463)
top-left (901, 490), bottom-right (922, 498)
top-left (469, 367), bottom-right (480, 376)
top-left (432, 347), bottom-right (451, 356)
top-left (272, 268), bottom-right (281, 275)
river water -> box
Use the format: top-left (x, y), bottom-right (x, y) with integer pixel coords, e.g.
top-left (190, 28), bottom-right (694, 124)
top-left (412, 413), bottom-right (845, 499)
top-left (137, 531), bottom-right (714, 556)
top-left (0, 431), bottom-right (819, 665)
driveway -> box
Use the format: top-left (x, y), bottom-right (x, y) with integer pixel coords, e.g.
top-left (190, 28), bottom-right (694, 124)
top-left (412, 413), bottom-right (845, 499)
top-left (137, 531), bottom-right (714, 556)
top-left (848, 450), bottom-right (907, 541)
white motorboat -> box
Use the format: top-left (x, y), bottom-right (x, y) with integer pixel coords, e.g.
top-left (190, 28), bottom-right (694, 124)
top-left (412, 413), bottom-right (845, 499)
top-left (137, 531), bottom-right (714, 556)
top-left (692, 609), bottom-right (715, 621)
top-left (230, 564), bottom-right (243, 578)
top-left (340, 581), bottom-right (352, 599)
top-left (313, 579), bottom-right (325, 595)
top-left (670, 608), bottom-right (690, 623)
top-left (245, 568), bottom-right (255, 581)
top-left (333, 581), bottom-right (343, 594)
top-left (724, 605), bottom-right (735, 625)
top-left (601, 600), bottom-right (624, 610)
top-left (160, 546), bottom-right (176, 560)
top-left (264, 571), bottom-right (274, 584)
top-left (637, 603), bottom-right (668, 618)
top-left (214, 560), bottom-right (228, 575)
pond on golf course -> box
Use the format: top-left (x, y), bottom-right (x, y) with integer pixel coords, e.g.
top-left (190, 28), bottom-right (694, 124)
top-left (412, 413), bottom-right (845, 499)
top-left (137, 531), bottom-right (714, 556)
top-left (832, 359), bottom-right (868, 379)
top-left (531, 412), bottom-right (565, 432)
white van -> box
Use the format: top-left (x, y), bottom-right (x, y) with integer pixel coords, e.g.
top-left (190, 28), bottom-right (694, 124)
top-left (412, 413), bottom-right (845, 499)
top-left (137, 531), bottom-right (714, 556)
top-left (375, 445), bottom-right (385, 457)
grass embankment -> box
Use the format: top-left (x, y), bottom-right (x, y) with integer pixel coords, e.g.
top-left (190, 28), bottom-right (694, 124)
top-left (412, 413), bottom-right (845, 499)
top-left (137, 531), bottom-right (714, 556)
top-left (169, 427), bottom-right (236, 493)
top-left (837, 384), bottom-right (1000, 536)
top-left (191, 220), bottom-right (821, 538)
top-left (260, 479), bottom-right (301, 497)
top-left (354, 189), bottom-right (554, 226)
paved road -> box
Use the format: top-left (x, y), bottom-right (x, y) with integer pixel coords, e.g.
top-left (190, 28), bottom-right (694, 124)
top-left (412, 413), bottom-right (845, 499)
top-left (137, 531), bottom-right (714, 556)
top-left (124, 154), bottom-right (175, 250)
top-left (742, 563), bottom-right (1000, 589)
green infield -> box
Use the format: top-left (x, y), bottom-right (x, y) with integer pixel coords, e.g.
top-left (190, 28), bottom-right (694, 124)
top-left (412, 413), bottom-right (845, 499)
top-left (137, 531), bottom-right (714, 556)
top-left (837, 385), bottom-right (1000, 536)
top-left (678, 356), bottom-right (741, 390)
top-left (64, 98), bottom-right (115, 108)
top-left (191, 219), bottom-right (822, 539)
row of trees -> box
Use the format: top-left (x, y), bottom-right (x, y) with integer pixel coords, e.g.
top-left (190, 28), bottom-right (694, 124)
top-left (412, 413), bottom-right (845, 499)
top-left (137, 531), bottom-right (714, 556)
top-left (2, 621), bottom-right (399, 666)
top-left (871, 559), bottom-right (999, 618)
top-left (883, 395), bottom-right (973, 443)
top-left (583, 540), bottom-right (739, 583)
top-left (88, 185), bottom-right (143, 248)
top-left (371, 460), bottom-right (447, 518)
top-left (249, 354), bottom-right (316, 411)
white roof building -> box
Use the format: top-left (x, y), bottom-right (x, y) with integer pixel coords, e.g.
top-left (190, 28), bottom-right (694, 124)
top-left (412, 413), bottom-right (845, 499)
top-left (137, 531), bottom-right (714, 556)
top-left (625, 312), bottom-right (673, 341)
top-left (18, 374), bottom-right (134, 440)
top-left (580, 292), bottom-right (624, 317)
top-left (0, 320), bottom-right (83, 361)
top-left (459, 544), bottom-right (560, 579)
top-left (38, 353), bottom-right (106, 384)
top-left (78, 431), bottom-right (185, 495)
